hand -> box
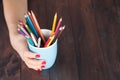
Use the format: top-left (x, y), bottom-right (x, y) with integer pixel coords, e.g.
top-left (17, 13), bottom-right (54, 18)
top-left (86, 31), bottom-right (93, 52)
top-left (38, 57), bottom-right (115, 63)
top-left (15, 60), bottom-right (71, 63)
top-left (10, 34), bottom-right (46, 71)
top-left (19, 50), bottom-right (46, 71)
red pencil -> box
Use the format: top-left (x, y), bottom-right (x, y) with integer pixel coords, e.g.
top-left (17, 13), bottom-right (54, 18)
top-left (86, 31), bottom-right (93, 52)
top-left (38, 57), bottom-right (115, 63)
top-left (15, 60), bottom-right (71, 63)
top-left (44, 36), bottom-right (52, 47)
top-left (44, 35), bottom-right (55, 47)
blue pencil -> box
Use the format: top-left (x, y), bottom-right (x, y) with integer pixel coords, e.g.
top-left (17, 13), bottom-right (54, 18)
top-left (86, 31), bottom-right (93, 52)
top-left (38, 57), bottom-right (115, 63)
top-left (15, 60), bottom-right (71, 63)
top-left (25, 13), bottom-right (39, 38)
top-left (25, 36), bottom-right (35, 46)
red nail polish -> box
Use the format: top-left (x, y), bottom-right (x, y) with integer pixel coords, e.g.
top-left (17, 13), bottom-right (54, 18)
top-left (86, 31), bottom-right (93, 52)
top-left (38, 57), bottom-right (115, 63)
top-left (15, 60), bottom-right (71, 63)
top-left (37, 69), bottom-right (41, 72)
top-left (35, 55), bottom-right (40, 58)
top-left (41, 66), bottom-right (45, 68)
top-left (42, 61), bottom-right (46, 64)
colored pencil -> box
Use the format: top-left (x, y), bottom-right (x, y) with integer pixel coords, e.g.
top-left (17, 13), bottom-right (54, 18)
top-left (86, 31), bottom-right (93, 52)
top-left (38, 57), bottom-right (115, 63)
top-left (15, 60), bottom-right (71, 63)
top-left (18, 20), bottom-right (30, 34)
top-left (54, 17), bottom-right (62, 35)
top-left (37, 37), bottom-right (41, 48)
top-left (17, 24), bottom-right (30, 37)
top-left (56, 25), bottom-right (65, 39)
top-left (25, 13), bottom-right (39, 38)
top-left (44, 36), bottom-right (51, 47)
top-left (17, 11), bottom-right (66, 48)
top-left (47, 35), bottom-right (55, 47)
top-left (24, 24), bottom-right (32, 34)
top-left (30, 11), bottom-right (46, 43)
top-left (25, 36), bottom-right (35, 46)
top-left (44, 35), bottom-right (55, 47)
top-left (54, 25), bottom-right (65, 41)
top-left (30, 32), bottom-right (38, 46)
top-left (17, 28), bottom-right (26, 37)
top-left (51, 13), bottom-right (57, 35)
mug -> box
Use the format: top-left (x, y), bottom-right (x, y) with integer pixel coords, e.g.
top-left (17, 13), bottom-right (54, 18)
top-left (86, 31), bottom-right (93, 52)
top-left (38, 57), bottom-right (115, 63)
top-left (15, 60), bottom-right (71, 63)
top-left (28, 29), bottom-right (58, 69)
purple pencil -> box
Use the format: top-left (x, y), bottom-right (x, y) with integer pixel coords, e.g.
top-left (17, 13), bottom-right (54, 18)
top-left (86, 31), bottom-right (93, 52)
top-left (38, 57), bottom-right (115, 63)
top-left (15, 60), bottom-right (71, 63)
top-left (17, 28), bottom-right (26, 37)
top-left (18, 24), bottom-right (31, 37)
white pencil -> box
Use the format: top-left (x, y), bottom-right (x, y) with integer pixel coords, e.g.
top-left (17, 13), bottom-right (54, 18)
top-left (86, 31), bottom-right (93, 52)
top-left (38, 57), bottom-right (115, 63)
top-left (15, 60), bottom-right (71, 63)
top-left (37, 37), bottom-right (41, 48)
top-left (30, 33), bottom-right (38, 46)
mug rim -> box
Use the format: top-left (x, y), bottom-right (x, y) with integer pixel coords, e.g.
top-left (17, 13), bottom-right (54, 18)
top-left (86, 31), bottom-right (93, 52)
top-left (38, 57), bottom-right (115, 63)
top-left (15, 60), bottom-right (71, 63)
top-left (27, 29), bottom-right (58, 49)
top-left (28, 39), bottom-right (57, 49)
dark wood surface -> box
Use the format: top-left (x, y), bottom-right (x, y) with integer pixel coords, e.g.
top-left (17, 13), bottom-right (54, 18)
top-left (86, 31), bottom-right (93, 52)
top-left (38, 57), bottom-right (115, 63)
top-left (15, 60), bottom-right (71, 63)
top-left (1, 0), bottom-right (120, 80)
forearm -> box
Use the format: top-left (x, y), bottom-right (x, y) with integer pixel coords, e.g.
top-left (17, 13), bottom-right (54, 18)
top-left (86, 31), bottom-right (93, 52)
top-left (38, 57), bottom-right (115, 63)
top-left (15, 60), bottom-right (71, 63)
top-left (3, 1), bottom-right (47, 71)
top-left (3, 0), bottom-right (28, 52)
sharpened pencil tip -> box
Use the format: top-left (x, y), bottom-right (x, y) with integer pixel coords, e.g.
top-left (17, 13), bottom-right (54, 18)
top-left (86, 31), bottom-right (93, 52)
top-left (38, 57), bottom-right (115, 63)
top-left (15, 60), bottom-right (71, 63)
top-left (60, 17), bottom-right (62, 21)
top-left (59, 25), bottom-right (65, 30)
top-left (62, 25), bottom-right (65, 29)
top-left (55, 12), bottom-right (57, 16)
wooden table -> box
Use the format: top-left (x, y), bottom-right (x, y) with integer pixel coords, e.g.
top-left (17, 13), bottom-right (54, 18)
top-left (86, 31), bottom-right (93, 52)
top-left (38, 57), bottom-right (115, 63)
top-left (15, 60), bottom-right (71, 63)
top-left (1, 0), bottom-right (120, 80)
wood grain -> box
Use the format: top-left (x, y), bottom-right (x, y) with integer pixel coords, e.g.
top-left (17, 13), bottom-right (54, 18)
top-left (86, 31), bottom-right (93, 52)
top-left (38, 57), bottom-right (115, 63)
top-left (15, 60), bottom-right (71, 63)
top-left (1, 0), bottom-right (120, 80)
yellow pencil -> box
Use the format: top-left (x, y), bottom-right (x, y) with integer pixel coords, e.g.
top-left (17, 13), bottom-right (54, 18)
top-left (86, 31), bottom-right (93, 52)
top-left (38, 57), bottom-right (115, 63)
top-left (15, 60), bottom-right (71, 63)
top-left (47, 35), bottom-right (55, 47)
top-left (51, 13), bottom-right (57, 35)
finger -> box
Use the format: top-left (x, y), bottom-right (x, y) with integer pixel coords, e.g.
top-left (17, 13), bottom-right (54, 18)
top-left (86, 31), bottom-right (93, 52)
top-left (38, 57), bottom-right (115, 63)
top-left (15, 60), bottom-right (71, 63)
top-left (24, 58), bottom-right (46, 66)
top-left (25, 61), bottom-right (41, 71)
top-left (23, 50), bottom-right (40, 58)
top-left (25, 59), bottom-right (46, 71)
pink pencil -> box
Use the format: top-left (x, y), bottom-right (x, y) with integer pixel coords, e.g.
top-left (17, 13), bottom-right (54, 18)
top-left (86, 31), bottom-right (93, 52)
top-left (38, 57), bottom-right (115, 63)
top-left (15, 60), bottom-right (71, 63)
top-left (17, 24), bottom-right (31, 37)
top-left (54, 17), bottom-right (62, 35)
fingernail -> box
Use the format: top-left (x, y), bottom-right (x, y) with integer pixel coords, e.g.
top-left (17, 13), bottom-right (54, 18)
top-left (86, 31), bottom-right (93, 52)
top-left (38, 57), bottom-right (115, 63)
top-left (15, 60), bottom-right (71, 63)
top-left (41, 66), bottom-right (45, 68)
top-left (37, 69), bottom-right (41, 72)
top-left (35, 54), bottom-right (40, 58)
top-left (42, 61), bottom-right (46, 64)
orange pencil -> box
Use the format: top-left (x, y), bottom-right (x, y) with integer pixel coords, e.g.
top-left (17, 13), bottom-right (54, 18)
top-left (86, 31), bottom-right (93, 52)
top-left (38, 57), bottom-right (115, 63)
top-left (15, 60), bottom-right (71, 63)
top-left (30, 11), bottom-right (46, 43)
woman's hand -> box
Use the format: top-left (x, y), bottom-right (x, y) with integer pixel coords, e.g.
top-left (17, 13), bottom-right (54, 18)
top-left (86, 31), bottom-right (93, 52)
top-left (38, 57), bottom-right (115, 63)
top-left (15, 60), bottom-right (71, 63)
top-left (10, 33), bottom-right (46, 71)
top-left (3, 0), bottom-right (46, 71)
top-left (19, 50), bottom-right (46, 71)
